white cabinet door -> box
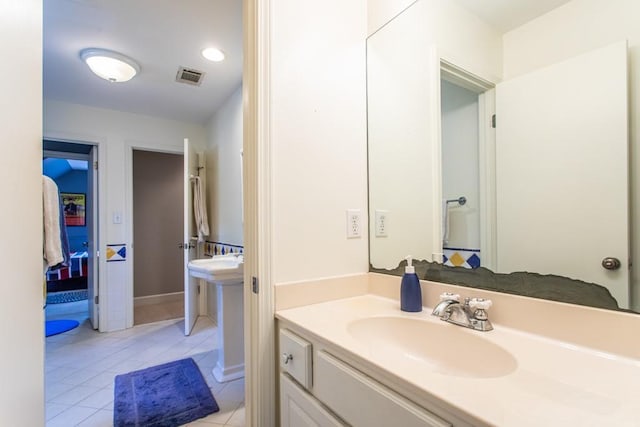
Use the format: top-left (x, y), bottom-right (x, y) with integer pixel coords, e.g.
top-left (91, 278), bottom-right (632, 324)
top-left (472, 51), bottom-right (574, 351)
top-left (280, 373), bottom-right (345, 427)
top-left (314, 351), bottom-right (451, 427)
top-left (496, 41), bottom-right (629, 308)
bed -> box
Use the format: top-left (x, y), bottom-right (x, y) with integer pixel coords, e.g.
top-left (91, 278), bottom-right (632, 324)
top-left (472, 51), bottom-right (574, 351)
top-left (46, 251), bottom-right (88, 292)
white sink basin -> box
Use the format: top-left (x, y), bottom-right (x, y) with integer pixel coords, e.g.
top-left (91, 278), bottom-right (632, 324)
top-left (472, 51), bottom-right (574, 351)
top-left (347, 316), bottom-right (517, 378)
top-left (187, 254), bottom-right (243, 284)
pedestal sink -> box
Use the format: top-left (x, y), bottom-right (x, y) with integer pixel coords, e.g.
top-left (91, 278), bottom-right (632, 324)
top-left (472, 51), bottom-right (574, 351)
top-left (187, 254), bottom-right (244, 382)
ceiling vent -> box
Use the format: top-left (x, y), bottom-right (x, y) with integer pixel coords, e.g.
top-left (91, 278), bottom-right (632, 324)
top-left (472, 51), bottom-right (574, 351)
top-left (176, 67), bottom-right (205, 86)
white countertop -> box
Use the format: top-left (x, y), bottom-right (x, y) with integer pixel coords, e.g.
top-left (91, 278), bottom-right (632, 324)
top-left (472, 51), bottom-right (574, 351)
top-left (276, 294), bottom-right (640, 427)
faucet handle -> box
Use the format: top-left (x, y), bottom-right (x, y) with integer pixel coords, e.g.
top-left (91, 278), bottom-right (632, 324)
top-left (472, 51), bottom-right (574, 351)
top-left (469, 298), bottom-right (492, 322)
top-left (469, 298), bottom-right (492, 310)
top-left (440, 292), bottom-right (460, 302)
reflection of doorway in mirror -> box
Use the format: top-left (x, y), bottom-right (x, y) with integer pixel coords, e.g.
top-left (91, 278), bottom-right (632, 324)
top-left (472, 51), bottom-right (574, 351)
top-left (441, 80), bottom-right (480, 269)
top-left (440, 64), bottom-right (496, 271)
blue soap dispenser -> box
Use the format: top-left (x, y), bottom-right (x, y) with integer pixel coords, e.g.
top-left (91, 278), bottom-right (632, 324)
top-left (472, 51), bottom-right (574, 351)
top-left (400, 255), bottom-right (422, 312)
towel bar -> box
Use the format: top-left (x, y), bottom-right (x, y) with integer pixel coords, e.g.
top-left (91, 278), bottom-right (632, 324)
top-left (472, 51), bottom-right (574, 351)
top-left (446, 196), bottom-right (466, 206)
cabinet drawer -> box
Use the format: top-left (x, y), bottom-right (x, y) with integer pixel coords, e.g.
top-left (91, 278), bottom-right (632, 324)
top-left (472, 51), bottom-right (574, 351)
top-left (280, 373), bottom-right (346, 427)
top-left (279, 328), bottom-right (313, 389)
top-left (314, 351), bottom-right (452, 427)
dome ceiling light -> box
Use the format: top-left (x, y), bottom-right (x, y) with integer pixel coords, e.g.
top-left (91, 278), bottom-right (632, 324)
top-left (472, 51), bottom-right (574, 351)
top-left (201, 47), bottom-right (225, 62)
top-left (80, 48), bottom-right (140, 83)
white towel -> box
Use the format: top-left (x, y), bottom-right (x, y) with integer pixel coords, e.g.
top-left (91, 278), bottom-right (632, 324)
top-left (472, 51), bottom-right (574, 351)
top-left (43, 176), bottom-right (64, 267)
top-left (192, 176), bottom-right (210, 242)
top-left (442, 200), bottom-right (450, 246)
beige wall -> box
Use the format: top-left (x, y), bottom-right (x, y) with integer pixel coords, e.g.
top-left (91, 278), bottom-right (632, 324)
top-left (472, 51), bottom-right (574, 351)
top-left (0, 0), bottom-right (44, 424)
top-left (368, 0), bottom-right (503, 80)
top-left (133, 150), bottom-right (184, 297)
top-left (205, 85), bottom-right (244, 247)
top-left (270, 0), bottom-right (369, 284)
top-left (368, 0), bottom-right (417, 35)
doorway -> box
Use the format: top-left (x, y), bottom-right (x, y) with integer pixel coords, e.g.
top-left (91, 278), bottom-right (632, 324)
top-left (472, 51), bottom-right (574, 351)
top-left (439, 61), bottom-right (496, 271)
top-left (132, 149), bottom-right (185, 325)
top-left (440, 79), bottom-right (482, 269)
top-left (43, 140), bottom-right (99, 330)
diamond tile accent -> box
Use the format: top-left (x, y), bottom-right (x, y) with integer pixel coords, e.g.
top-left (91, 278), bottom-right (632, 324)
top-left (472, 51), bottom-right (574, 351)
top-left (467, 254), bottom-right (481, 269)
top-left (204, 241), bottom-right (243, 257)
top-left (449, 252), bottom-right (466, 267)
top-left (443, 248), bottom-right (481, 269)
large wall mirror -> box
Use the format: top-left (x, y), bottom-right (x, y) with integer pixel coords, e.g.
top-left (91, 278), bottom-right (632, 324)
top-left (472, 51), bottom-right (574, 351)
top-left (367, 0), bottom-right (639, 314)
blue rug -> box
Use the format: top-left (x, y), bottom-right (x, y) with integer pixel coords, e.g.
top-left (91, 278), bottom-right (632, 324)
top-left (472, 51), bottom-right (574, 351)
top-left (114, 358), bottom-right (219, 427)
top-left (45, 319), bottom-right (79, 337)
top-left (46, 289), bottom-right (88, 304)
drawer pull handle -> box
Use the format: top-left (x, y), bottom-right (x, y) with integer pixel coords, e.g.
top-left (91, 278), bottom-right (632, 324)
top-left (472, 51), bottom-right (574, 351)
top-left (282, 352), bottom-right (293, 364)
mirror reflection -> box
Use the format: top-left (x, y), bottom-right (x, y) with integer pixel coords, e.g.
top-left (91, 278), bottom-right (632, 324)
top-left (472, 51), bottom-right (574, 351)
top-left (367, 0), bottom-right (638, 314)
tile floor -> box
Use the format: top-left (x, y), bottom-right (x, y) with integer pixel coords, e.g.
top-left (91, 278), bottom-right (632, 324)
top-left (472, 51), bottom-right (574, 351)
top-left (45, 301), bottom-right (245, 426)
top-left (134, 299), bottom-right (185, 326)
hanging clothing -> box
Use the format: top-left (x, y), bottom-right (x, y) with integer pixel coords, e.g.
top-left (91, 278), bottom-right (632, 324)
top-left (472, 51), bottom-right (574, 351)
top-left (43, 176), bottom-right (64, 267)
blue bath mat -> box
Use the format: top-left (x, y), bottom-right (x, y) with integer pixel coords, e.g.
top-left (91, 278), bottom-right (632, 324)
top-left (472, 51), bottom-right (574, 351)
top-left (114, 358), bottom-right (219, 427)
top-left (45, 319), bottom-right (79, 337)
top-left (46, 289), bottom-right (88, 304)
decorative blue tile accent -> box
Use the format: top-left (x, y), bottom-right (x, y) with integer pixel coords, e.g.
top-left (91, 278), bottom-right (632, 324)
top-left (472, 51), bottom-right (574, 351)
top-left (107, 244), bottom-right (127, 262)
top-left (467, 254), bottom-right (481, 269)
top-left (443, 248), bottom-right (481, 269)
top-left (204, 241), bottom-right (244, 257)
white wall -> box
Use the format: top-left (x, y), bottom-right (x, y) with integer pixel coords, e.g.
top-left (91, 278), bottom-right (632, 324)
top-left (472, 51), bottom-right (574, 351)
top-left (205, 85), bottom-right (244, 246)
top-left (0, 1), bottom-right (44, 425)
top-left (271, 0), bottom-right (369, 283)
top-left (502, 0), bottom-right (640, 311)
top-left (44, 100), bottom-right (206, 330)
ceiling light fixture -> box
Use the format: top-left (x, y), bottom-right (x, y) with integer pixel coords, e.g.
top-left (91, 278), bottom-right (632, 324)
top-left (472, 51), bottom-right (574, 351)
top-left (79, 48), bottom-right (140, 83)
top-left (201, 47), bottom-right (225, 62)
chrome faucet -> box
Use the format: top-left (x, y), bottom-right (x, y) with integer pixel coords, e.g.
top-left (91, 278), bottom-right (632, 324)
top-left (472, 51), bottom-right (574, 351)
top-left (431, 292), bottom-right (461, 317)
top-left (432, 293), bottom-right (493, 332)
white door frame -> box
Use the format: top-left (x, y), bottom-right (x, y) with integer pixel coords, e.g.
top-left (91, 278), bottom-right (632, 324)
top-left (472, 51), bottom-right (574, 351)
top-left (439, 58), bottom-right (497, 270)
top-left (243, 0), bottom-right (276, 425)
top-left (124, 142), bottom-right (185, 329)
top-left (43, 133), bottom-right (108, 331)
top-left (43, 147), bottom-right (99, 327)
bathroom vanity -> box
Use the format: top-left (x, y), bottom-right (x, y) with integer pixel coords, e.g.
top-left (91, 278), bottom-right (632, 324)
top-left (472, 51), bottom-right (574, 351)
top-left (276, 292), bottom-right (640, 427)
top-left (277, 308), bottom-right (462, 426)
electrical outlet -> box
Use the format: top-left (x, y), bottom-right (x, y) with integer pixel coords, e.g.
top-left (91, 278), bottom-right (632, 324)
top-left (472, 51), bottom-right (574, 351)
top-left (375, 209), bottom-right (388, 237)
top-left (346, 209), bottom-right (362, 238)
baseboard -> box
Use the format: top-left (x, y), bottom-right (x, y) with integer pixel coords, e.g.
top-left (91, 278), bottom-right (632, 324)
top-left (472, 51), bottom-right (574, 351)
top-left (134, 292), bottom-right (184, 307)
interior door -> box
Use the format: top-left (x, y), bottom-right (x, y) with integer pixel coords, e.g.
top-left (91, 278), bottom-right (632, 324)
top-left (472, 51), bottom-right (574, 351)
top-left (87, 146), bottom-right (99, 329)
top-left (184, 138), bottom-right (198, 335)
top-left (496, 41), bottom-right (629, 307)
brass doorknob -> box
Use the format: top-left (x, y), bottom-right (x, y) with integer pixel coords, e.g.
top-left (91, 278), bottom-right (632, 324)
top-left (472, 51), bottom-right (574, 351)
top-left (601, 257), bottom-right (621, 270)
